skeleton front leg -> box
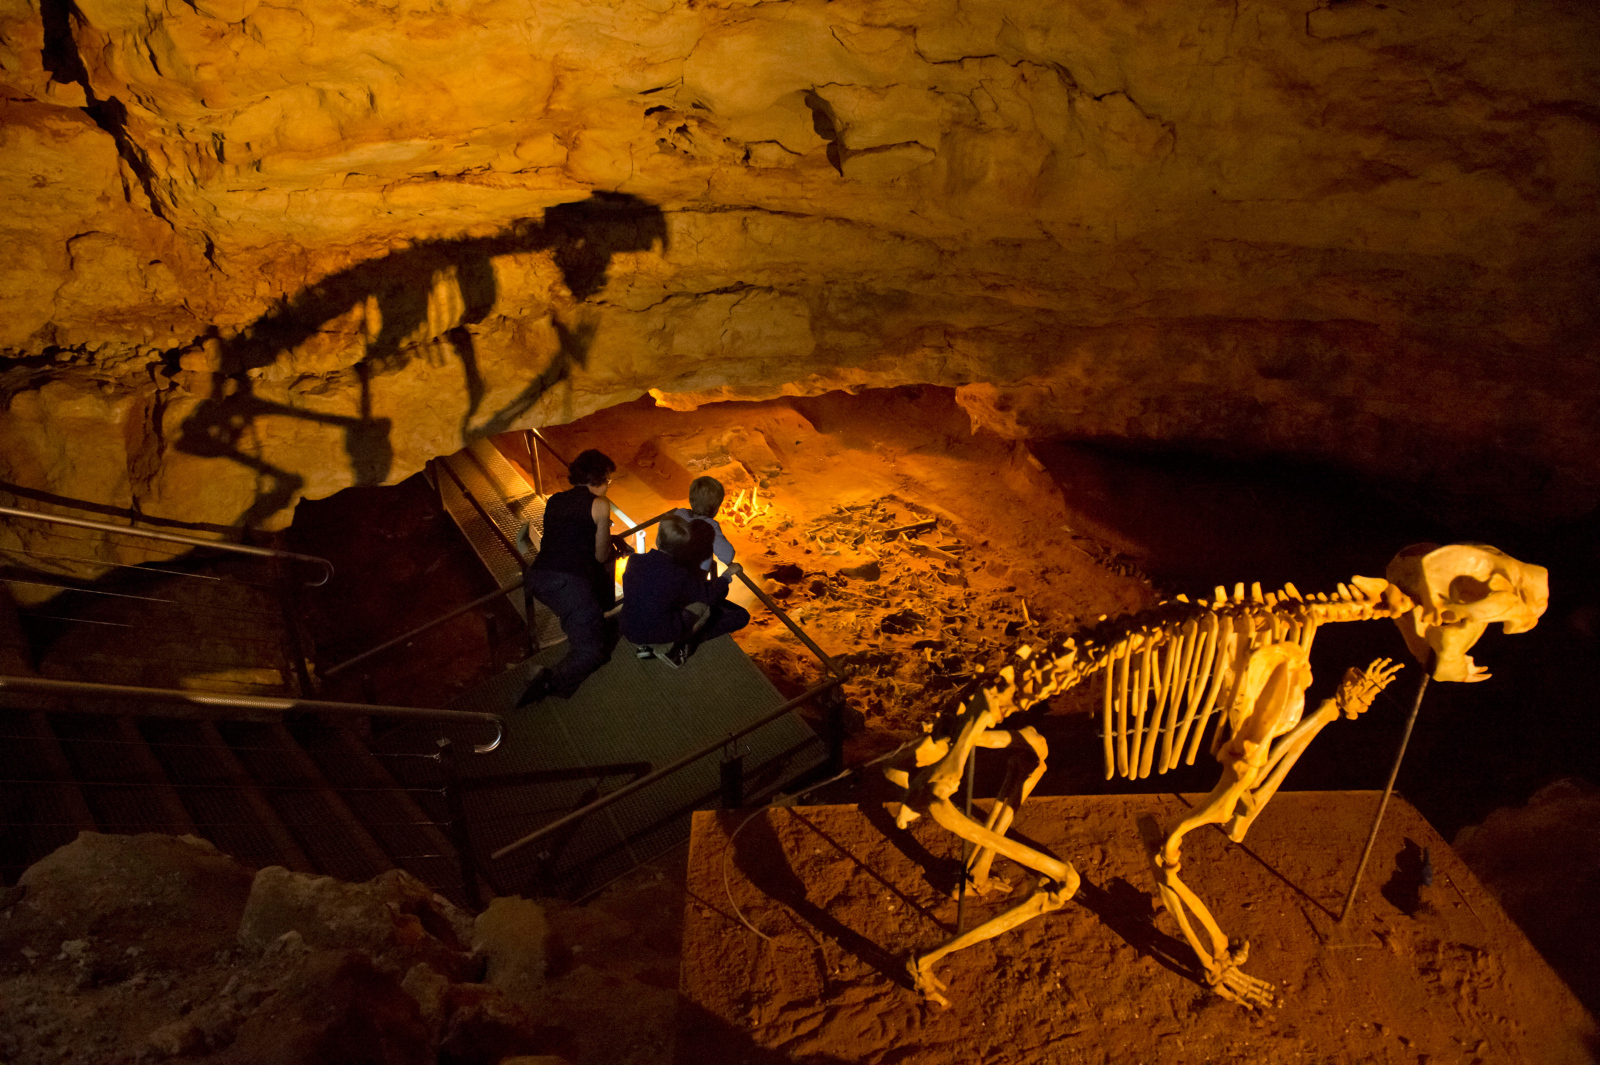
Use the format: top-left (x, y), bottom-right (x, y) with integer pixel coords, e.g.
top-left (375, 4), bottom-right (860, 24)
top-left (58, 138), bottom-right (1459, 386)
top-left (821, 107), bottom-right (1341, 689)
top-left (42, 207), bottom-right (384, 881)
top-left (1225, 659), bottom-right (1404, 841)
top-left (908, 795), bottom-right (1081, 1008)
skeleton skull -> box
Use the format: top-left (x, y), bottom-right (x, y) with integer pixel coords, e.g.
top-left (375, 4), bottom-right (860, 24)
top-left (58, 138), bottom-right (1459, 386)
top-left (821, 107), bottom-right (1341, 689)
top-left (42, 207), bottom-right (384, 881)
top-left (1385, 543), bottom-right (1549, 682)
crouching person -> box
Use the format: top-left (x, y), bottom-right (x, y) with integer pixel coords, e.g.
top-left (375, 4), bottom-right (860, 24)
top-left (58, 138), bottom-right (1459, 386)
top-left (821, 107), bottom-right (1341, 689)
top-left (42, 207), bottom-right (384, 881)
top-left (623, 514), bottom-right (750, 668)
top-left (518, 449), bottom-right (618, 706)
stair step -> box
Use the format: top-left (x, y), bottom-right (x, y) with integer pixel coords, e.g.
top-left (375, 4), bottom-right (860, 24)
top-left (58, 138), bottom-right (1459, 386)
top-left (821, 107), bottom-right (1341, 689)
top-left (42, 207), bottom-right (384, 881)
top-left (218, 721), bottom-right (393, 884)
top-left (136, 717), bottom-right (315, 874)
top-left (47, 712), bottom-right (193, 835)
top-left (294, 724), bottom-right (474, 906)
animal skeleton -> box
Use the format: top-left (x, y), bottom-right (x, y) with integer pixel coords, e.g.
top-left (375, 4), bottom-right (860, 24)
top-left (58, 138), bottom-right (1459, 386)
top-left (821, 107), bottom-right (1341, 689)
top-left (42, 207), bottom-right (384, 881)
top-left (885, 543), bottom-right (1548, 1009)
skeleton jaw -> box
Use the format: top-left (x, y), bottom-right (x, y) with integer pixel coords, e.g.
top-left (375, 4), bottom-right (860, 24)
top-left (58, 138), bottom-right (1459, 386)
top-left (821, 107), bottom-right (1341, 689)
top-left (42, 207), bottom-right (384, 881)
top-left (1387, 543), bottom-right (1549, 682)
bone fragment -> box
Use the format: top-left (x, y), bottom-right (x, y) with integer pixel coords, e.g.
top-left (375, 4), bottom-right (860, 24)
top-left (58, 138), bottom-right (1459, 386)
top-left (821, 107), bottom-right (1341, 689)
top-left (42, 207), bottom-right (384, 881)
top-left (1161, 620), bottom-right (1200, 772)
top-left (1143, 631), bottom-right (1183, 778)
top-left (1101, 659), bottom-right (1115, 780)
top-left (1115, 641), bottom-right (1131, 778)
top-left (1171, 613), bottom-right (1217, 769)
top-left (1129, 642), bottom-right (1152, 776)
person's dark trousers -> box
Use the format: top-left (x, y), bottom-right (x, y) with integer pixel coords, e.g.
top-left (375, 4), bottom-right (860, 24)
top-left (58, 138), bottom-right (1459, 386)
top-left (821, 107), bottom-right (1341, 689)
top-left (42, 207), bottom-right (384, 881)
top-left (525, 568), bottom-right (606, 697)
top-left (690, 602), bottom-right (751, 650)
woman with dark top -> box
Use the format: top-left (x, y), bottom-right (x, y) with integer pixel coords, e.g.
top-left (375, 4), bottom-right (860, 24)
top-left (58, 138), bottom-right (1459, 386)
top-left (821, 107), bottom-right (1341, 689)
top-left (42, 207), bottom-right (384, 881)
top-left (518, 448), bottom-right (618, 705)
top-left (622, 514), bottom-right (749, 668)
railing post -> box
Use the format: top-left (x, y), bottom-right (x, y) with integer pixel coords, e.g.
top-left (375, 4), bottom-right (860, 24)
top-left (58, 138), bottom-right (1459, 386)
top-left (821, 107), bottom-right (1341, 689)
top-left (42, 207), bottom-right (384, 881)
top-left (525, 428), bottom-right (543, 495)
top-left (275, 564), bottom-right (317, 697)
top-left (719, 749), bottom-right (744, 809)
top-left (821, 686), bottom-right (848, 775)
top-left (484, 611), bottom-right (500, 673)
top-left (437, 737), bottom-right (486, 909)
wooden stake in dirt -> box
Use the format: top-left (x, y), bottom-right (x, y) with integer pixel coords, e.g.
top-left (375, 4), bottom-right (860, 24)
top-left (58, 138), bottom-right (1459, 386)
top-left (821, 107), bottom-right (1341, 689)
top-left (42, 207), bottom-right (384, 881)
top-left (1338, 660), bottom-right (1432, 924)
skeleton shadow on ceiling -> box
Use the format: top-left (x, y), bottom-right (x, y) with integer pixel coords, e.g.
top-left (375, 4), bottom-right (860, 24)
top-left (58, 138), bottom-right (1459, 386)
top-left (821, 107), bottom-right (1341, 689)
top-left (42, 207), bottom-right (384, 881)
top-left (174, 192), bottom-right (668, 528)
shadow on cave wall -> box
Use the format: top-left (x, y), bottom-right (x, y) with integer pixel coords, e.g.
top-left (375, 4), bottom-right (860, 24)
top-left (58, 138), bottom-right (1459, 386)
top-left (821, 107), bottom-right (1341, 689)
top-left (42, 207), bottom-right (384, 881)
top-left (175, 193), bottom-right (668, 527)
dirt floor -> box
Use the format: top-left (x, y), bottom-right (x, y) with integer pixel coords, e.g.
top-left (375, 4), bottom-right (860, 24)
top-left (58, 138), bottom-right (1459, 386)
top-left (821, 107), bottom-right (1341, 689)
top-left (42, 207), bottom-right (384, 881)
top-left (681, 794), bottom-right (1598, 1065)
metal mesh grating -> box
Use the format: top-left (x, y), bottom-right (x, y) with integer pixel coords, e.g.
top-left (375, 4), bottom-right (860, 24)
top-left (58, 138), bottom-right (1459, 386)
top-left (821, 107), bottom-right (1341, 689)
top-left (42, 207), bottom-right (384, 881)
top-left (374, 633), bottom-right (825, 900)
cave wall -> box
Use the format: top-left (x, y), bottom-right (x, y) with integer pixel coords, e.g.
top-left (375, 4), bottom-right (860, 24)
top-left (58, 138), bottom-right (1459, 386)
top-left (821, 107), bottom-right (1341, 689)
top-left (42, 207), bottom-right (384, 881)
top-left (0, 0), bottom-right (1596, 529)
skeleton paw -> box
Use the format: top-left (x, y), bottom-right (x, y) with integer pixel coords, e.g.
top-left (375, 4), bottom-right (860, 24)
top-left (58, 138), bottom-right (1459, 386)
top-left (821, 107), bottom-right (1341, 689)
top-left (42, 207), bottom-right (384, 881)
top-left (906, 957), bottom-right (951, 1009)
top-left (1214, 967), bottom-right (1278, 1009)
top-left (1206, 942), bottom-right (1278, 1009)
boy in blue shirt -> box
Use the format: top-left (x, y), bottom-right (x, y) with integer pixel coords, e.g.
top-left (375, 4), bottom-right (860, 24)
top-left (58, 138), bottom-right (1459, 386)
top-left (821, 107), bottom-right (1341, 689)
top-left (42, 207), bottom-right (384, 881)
top-left (623, 514), bottom-right (748, 667)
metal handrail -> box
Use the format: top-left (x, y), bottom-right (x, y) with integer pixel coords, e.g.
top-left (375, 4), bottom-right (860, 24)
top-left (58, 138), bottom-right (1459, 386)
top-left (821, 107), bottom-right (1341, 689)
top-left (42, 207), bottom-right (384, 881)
top-left (323, 575), bottom-right (523, 678)
top-left (0, 505), bottom-right (335, 586)
top-left (733, 568), bottom-right (848, 681)
top-left (324, 509), bottom-right (677, 679)
top-left (0, 675), bottom-right (504, 753)
top-left (529, 428), bottom-right (570, 468)
top-left (491, 676), bottom-right (841, 860)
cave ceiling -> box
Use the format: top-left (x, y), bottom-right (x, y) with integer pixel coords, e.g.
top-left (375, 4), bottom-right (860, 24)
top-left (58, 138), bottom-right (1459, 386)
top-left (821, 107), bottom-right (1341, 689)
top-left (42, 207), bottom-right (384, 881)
top-left (0, 0), bottom-right (1596, 529)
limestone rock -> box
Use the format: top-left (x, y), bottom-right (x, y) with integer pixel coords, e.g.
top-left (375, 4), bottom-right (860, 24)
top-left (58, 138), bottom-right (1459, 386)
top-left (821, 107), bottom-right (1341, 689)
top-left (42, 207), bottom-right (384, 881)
top-left (219, 950), bottom-right (433, 1065)
top-left (400, 961), bottom-right (453, 1043)
top-left (472, 895), bottom-right (549, 996)
top-left (2, 832), bottom-right (253, 973)
top-left (0, 0), bottom-right (1595, 528)
top-left (436, 982), bottom-right (559, 1065)
top-left (237, 866), bottom-right (476, 981)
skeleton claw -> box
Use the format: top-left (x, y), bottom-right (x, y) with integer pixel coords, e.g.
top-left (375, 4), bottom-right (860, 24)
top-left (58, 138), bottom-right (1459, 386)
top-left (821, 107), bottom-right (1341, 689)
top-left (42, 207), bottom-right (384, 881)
top-left (907, 957), bottom-right (952, 1009)
top-left (1205, 942), bottom-right (1278, 1009)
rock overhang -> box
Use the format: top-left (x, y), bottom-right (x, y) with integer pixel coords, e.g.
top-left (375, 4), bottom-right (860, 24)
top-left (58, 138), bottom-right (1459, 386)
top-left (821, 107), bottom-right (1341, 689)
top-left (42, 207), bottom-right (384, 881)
top-left (0, 0), bottom-right (1595, 528)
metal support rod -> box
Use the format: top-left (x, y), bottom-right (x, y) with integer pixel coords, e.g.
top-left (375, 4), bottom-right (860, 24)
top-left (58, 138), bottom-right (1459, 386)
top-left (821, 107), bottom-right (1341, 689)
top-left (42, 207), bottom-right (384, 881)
top-left (733, 569), bottom-right (848, 681)
top-left (493, 676), bottom-right (842, 860)
top-left (0, 504), bottom-right (335, 585)
top-left (0, 674), bottom-right (506, 753)
top-left (956, 747), bottom-right (976, 935)
top-left (438, 737), bottom-right (487, 909)
top-left (529, 427), bottom-right (571, 468)
top-left (824, 688), bottom-right (847, 775)
top-left (527, 428), bottom-right (544, 495)
top-left (323, 577), bottom-right (522, 678)
top-left (1339, 663), bottom-right (1433, 924)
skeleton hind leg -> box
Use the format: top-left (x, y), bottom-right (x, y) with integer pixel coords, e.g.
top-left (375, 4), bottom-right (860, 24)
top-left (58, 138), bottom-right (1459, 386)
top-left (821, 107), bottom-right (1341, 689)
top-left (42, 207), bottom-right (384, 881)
top-left (965, 726), bottom-right (1049, 894)
top-left (909, 796), bottom-right (1080, 1007)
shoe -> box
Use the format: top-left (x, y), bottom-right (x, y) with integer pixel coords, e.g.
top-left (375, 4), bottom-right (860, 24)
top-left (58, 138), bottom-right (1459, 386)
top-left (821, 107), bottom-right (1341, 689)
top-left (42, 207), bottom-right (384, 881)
top-left (515, 667), bottom-right (552, 708)
top-left (658, 643), bottom-right (689, 670)
top-left (635, 644), bottom-right (656, 661)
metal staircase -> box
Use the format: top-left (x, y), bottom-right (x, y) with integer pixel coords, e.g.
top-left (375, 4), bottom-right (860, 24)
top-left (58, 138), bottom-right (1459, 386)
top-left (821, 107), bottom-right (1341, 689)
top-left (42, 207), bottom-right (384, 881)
top-left (0, 503), bottom-right (490, 905)
top-left (418, 431), bottom-right (835, 899)
top-left (0, 691), bottom-right (483, 903)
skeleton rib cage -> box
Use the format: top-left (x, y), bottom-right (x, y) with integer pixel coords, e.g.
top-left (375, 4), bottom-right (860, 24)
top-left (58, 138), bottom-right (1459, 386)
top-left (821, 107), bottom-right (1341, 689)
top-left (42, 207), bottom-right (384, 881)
top-left (1035, 578), bottom-right (1404, 783)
